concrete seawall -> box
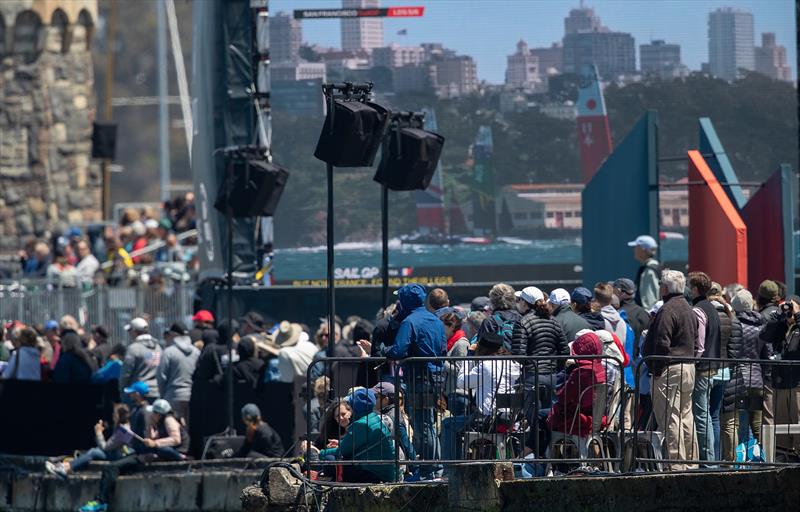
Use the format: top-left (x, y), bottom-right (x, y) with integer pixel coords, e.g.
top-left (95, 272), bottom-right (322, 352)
top-left (0, 458), bottom-right (271, 512)
top-left (248, 465), bottom-right (800, 511)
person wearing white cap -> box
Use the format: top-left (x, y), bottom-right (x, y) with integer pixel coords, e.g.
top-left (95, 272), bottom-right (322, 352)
top-left (119, 317), bottom-right (161, 400)
top-left (547, 287), bottom-right (591, 343)
top-left (143, 399), bottom-right (187, 460)
top-left (510, 285), bottom-right (569, 456)
top-left (628, 234), bottom-right (660, 311)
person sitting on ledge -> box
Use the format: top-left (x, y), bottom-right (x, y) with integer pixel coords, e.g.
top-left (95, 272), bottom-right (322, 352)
top-left (234, 403), bottom-right (285, 458)
top-left (45, 403), bottom-right (136, 478)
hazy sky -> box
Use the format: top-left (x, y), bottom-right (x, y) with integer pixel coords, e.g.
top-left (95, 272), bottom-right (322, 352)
top-left (273, 0), bottom-right (797, 82)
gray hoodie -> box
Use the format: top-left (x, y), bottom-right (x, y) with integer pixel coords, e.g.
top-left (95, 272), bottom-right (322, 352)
top-left (157, 335), bottom-right (200, 403)
top-left (119, 334), bottom-right (162, 399)
top-left (600, 305), bottom-right (628, 344)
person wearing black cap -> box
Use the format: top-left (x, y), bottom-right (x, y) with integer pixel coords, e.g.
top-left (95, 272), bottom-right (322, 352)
top-left (571, 287), bottom-right (605, 330)
top-left (157, 321), bottom-right (200, 426)
top-left (613, 278), bottom-right (650, 352)
top-left (234, 403), bottom-right (284, 458)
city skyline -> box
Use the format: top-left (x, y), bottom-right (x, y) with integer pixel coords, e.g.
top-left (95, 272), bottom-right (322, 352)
top-left (272, 0), bottom-right (797, 82)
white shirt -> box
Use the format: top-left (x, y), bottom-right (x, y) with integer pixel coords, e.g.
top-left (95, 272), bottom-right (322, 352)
top-left (278, 337), bottom-right (318, 383)
top-left (76, 254), bottom-right (100, 283)
top-left (457, 358), bottom-right (520, 416)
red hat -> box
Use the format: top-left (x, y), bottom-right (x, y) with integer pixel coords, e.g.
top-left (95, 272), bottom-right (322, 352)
top-left (192, 310), bottom-right (215, 323)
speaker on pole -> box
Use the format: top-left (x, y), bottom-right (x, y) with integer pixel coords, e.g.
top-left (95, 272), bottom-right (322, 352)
top-left (214, 158), bottom-right (289, 217)
top-left (373, 125), bottom-right (445, 191)
top-left (314, 97), bottom-right (390, 167)
top-left (91, 122), bottom-right (118, 160)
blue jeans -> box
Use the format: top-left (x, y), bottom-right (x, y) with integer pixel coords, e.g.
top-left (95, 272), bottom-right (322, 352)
top-left (70, 447), bottom-right (125, 472)
top-left (710, 378), bottom-right (726, 460)
top-left (693, 372), bottom-right (715, 461)
top-left (440, 415), bottom-right (469, 461)
top-left (407, 371), bottom-right (442, 478)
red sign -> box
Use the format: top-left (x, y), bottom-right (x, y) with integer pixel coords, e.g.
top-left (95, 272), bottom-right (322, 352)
top-left (387, 6), bottom-right (425, 17)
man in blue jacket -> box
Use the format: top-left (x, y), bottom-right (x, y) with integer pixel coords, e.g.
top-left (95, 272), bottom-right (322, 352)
top-left (383, 283), bottom-right (445, 479)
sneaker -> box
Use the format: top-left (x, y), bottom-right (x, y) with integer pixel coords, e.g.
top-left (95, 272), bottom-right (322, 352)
top-left (79, 500), bottom-right (108, 512)
top-left (44, 461), bottom-right (67, 480)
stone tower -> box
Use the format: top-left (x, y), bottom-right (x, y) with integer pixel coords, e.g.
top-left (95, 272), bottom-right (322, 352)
top-left (0, 0), bottom-right (99, 253)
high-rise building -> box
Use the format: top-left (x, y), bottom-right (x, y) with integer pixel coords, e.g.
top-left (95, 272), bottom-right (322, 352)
top-left (564, 5), bottom-right (604, 35)
top-left (708, 7), bottom-right (755, 81)
top-left (530, 42), bottom-right (564, 75)
top-left (372, 44), bottom-right (425, 68)
top-left (433, 55), bottom-right (478, 97)
top-left (341, 0), bottom-right (383, 52)
top-left (640, 40), bottom-right (685, 79)
top-left (563, 31), bottom-right (635, 78)
top-left (270, 11), bottom-right (302, 63)
top-left (505, 40), bottom-right (540, 89)
top-left (755, 32), bottom-right (792, 81)
top-left (271, 61), bottom-right (327, 82)
top-left (393, 64), bottom-right (437, 93)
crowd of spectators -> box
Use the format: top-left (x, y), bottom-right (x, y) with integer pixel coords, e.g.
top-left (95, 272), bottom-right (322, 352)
top-left (5, 192), bottom-right (198, 287)
top-left (1, 232), bottom-right (799, 496)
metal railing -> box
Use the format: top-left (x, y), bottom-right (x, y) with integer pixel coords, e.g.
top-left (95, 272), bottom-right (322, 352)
top-left (303, 354), bottom-right (626, 482)
top-left (301, 353), bottom-right (800, 482)
top-left (632, 355), bottom-right (800, 471)
top-left (0, 282), bottom-right (195, 343)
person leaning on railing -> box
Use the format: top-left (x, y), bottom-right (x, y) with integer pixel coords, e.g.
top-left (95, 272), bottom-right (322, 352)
top-left (759, 294), bottom-right (800, 454)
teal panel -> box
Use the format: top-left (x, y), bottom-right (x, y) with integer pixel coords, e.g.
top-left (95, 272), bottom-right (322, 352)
top-left (699, 118), bottom-right (747, 210)
top-left (582, 111), bottom-right (659, 287)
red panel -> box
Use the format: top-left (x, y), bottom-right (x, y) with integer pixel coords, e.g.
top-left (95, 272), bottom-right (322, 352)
top-left (742, 170), bottom-right (785, 292)
top-left (577, 116), bottom-right (613, 183)
top-left (688, 150), bottom-right (748, 285)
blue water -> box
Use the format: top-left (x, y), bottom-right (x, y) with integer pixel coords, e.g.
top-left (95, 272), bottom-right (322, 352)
top-left (273, 237), bottom-right (690, 282)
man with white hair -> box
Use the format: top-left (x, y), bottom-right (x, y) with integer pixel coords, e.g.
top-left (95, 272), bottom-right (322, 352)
top-left (642, 269), bottom-right (698, 470)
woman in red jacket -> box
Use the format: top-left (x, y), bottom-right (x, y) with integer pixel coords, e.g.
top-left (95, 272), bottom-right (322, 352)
top-left (547, 331), bottom-right (606, 437)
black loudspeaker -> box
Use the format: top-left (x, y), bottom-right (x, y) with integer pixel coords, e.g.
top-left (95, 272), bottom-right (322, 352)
top-left (373, 127), bottom-right (445, 191)
top-left (91, 122), bottom-right (117, 160)
top-left (314, 100), bottom-right (390, 167)
top-left (214, 159), bottom-right (289, 217)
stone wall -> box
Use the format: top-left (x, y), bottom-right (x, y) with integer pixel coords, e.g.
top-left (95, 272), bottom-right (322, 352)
top-left (0, 0), bottom-right (99, 253)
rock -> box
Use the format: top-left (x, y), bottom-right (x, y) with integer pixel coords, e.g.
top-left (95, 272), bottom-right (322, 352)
top-left (16, 214), bottom-right (33, 234)
top-left (267, 465), bottom-right (303, 506)
top-left (241, 484), bottom-right (269, 512)
top-left (447, 462), bottom-right (513, 512)
top-left (5, 188), bottom-right (21, 205)
top-left (28, 197), bottom-right (46, 214)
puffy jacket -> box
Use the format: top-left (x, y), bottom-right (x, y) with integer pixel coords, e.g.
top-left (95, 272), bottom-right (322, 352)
top-left (119, 334), bottom-right (162, 399)
top-left (720, 312), bottom-right (743, 413)
top-left (511, 312), bottom-right (569, 375)
top-left (551, 303), bottom-right (591, 343)
top-left (642, 293), bottom-right (697, 376)
top-left (157, 335), bottom-right (200, 403)
top-left (725, 310), bottom-right (769, 412)
top-left (714, 301), bottom-right (734, 368)
top-left (385, 284), bottom-right (445, 373)
top-left (580, 311), bottom-right (605, 330)
top-left (319, 389), bottom-right (396, 482)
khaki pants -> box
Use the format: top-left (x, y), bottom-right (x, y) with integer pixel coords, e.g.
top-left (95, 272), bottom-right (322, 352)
top-left (774, 387), bottom-right (800, 453)
top-left (763, 384), bottom-right (774, 426)
top-left (652, 363), bottom-right (698, 470)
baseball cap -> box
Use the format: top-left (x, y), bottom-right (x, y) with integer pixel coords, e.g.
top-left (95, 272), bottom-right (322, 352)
top-left (165, 321), bottom-right (188, 336)
top-left (571, 287), bottom-right (593, 305)
top-left (548, 288), bottom-right (571, 305)
top-left (515, 286), bottom-right (544, 305)
top-left (192, 310), bottom-right (215, 323)
top-left (470, 296), bottom-right (491, 312)
top-left (124, 317), bottom-right (148, 332)
top-left (370, 381), bottom-right (396, 397)
top-left (123, 381), bottom-right (149, 396)
top-left (241, 403), bottom-right (261, 421)
top-left (144, 219), bottom-right (159, 230)
top-left (613, 278), bottom-right (636, 295)
top-left (149, 399), bottom-right (172, 415)
top-left (627, 235), bottom-right (658, 251)
top-left (45, 320), bottom-right (59, 331)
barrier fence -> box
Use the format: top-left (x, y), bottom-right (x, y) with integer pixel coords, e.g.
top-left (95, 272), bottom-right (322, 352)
top-left (0, 282), bottom-right (195, 343)
top-left (304, 353), bottom-right (800, 482)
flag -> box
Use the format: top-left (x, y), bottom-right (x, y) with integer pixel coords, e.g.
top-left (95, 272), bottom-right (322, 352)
top-left (397, 29), bottom-right (407, 35)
